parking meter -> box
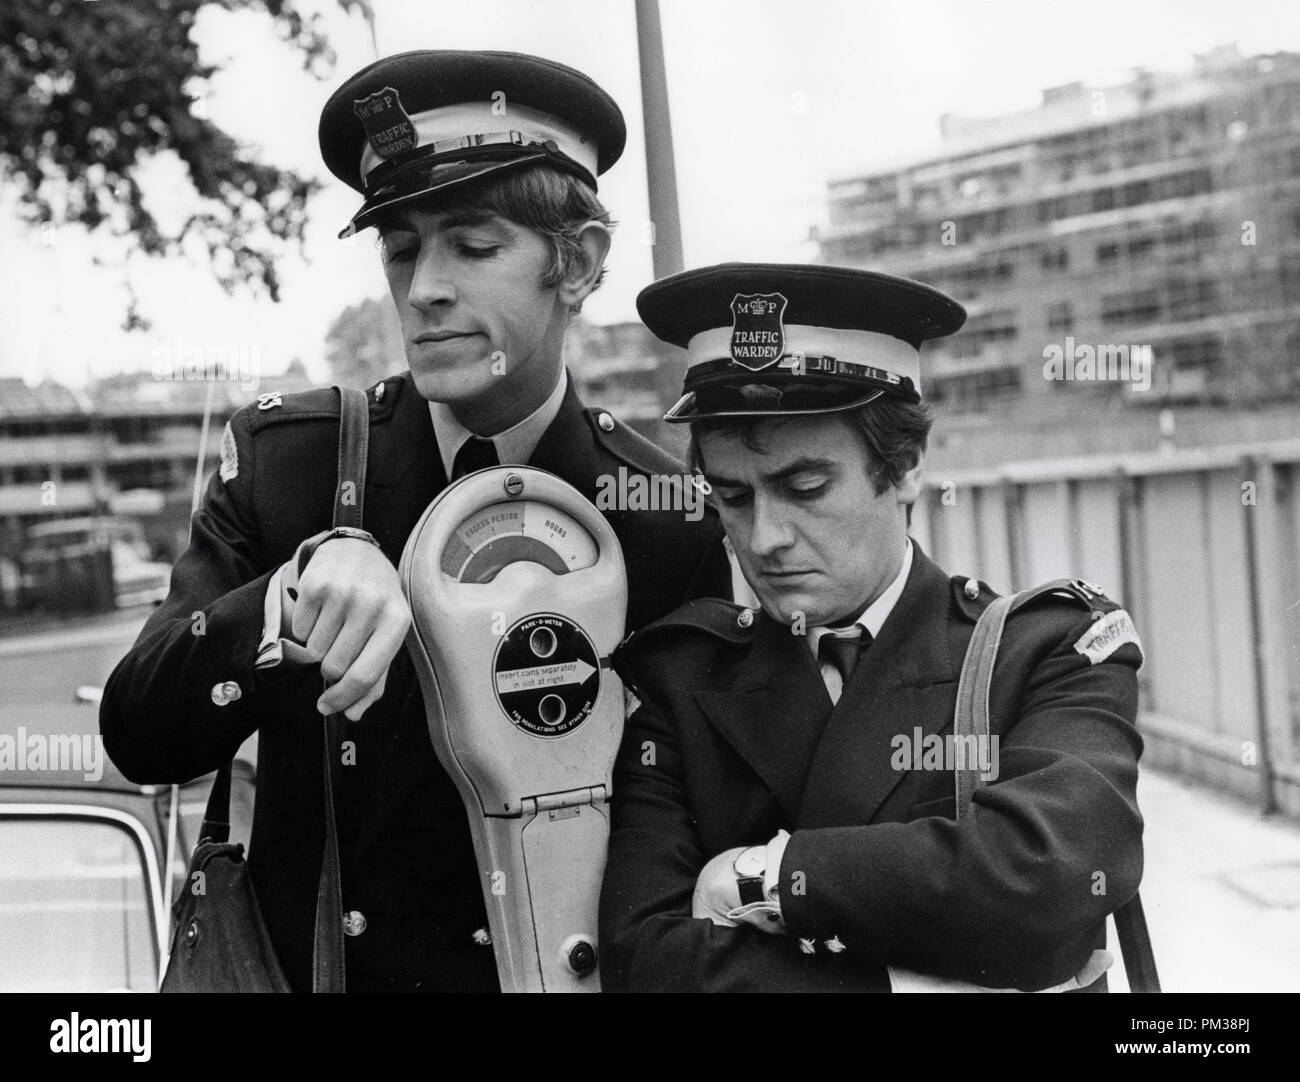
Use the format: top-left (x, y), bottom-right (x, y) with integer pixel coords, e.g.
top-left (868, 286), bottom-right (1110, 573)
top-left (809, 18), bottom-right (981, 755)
top-left (399, 467), bottom-right (627, 992)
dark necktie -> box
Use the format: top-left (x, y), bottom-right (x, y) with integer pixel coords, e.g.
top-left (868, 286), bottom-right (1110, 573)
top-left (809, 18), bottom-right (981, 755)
top-left (452, 435), bottom-right (499, 479)
top-left (817, 628), bottom-right (872, 688)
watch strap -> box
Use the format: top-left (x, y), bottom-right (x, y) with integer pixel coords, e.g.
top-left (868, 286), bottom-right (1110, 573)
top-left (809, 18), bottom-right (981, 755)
top-left (736, 875), bottom-right (767, 906)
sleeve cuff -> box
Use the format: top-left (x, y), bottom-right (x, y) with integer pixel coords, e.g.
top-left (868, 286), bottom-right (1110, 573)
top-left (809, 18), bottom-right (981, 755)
top-left (255, 563), bottom-right (315, 670)
top-left (765, 829), bottom-right (791, 902)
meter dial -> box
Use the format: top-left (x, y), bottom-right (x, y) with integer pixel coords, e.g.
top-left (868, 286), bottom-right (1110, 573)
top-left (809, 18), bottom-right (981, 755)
top-left (440, 501), bottom-right (599, 584)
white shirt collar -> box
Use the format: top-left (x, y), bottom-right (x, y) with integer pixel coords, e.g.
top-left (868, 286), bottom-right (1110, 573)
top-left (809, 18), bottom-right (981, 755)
top-left (808, 539), bottom-right (913, 658)
top-left (428, 368), bottom-right (568, 477)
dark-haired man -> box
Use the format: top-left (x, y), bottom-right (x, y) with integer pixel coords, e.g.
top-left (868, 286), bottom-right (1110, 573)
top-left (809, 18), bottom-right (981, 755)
top-left (599, 263), bottom-right (1145, 992)
top-left (101, 51), bottom-right (729, 992)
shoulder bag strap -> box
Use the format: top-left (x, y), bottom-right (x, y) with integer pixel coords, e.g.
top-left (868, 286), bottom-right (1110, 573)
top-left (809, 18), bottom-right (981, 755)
top-left (953, 588), bottom-right (1161, 993)
top-left (311, 385), bottom-right (370, 993)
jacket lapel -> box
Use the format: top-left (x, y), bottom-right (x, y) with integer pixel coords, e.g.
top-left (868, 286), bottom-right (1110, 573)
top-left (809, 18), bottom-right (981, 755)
top-left (693, 614), bottom-right (834, 822)
top-left (347, 374), bottom-right (449, 863)
top-left (798, 547), bottom-right (962, 827)
top-left (363, 374), bottom-right (447, 558)
top-left (525, 375), bottom-right (601, 494)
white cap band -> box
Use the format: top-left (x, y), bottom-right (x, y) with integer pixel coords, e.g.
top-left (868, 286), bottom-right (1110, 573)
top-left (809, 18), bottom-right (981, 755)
top-left (685, 324), bottom-right (922, 391)
top-left (359, 101), bottom-right (599, 184)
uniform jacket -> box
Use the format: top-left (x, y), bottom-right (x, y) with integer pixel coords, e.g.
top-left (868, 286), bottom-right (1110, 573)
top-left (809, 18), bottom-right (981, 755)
top-left (599, 545), bottom-right (1145, 992)
top-left (100, 371), bottom-right (731, 992)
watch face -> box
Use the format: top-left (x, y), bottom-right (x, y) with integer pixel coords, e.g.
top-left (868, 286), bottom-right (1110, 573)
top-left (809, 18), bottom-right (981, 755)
top-left (733, 846), bottom-right (766, 880)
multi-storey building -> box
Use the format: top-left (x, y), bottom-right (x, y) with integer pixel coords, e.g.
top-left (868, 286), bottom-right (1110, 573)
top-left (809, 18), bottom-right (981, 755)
top-left (0, 367), bottom-right (317, 612)
top-left (816, 45), bottom-right (1300, 453)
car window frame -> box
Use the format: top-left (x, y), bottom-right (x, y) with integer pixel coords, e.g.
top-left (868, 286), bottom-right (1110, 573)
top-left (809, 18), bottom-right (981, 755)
top-left (0, 803), bottom-right (167, 991)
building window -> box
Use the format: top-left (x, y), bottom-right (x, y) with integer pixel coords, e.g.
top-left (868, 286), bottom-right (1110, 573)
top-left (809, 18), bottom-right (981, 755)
top-left (1040, 247), bottom-right (1069, 271)
top-left (1167, 279), bottom-right (1219, 320)
top-left (1046, 301), bottom-right (1074, 332)
top-left (929, 367), bottom-right (1023, 411)
top-left (1168, 337), bottom-right (1223, 370)
top-left (1101, 289), bottom-right (1161, 326)
top-left (1121, 179), bottom-right (1153, 206)
top-left (1280, 255), bottom-right (1300, 296)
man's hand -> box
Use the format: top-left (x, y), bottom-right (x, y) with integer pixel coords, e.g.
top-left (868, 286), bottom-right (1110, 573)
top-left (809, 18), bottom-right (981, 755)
top-left (283, 537), bottom-right (411, 720)
top-left (692, 844), bottom-right (786, 934)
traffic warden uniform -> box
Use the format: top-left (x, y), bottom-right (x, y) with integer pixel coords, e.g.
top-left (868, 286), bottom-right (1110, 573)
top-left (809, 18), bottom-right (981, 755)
top-left (598, 264), bottom-right (1146, 992)
top-left (100, 52), bottom-right (730, 992)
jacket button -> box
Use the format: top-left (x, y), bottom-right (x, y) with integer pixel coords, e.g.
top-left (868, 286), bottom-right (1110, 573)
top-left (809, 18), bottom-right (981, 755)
top-left (342, 910), bottom-right (367, 936)
top-left (737, 608), bottom-right (754, 629)
top-left (210, 681), bottom-right (241, 706)
top-left (964, 579), bottom-right (980, 600)
top-left (471, 927), bottom-right (492, 947)
top-left (597, 412), bottom-right (615, 432)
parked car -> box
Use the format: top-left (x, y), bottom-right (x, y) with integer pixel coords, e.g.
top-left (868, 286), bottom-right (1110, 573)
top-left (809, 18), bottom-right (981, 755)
top-left (22, 516), bottom-right (172, 611)
top-left (0, 700), bottom-right (254, 991)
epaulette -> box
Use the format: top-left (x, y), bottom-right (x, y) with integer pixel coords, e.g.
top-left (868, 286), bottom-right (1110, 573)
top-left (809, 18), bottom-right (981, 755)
top-left (1012, 578), bottom-right (1121, 615)
top-left (618, 597), bottom-right (759, 656)
top-left (953, 575), bottom-right (1120, 621)
top-left (583, 405), bottom-right (687, 478)
top-left (954, 576), bottom-right (1140, 666)
top-left (1017, 579), bottom-right (1141, 666)
top-left (243, 376), bottom-right (404, 434)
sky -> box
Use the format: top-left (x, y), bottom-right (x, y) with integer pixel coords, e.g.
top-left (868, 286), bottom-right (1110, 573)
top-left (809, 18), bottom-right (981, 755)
top-left (3, 0), bottom-right (1299, 387)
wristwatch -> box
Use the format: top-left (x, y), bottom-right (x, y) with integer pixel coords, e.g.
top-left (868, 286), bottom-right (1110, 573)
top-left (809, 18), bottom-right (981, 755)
top-left (732, 845), bottom-right (768, 906)
top-left (296, 526), bottom-right (383, 576)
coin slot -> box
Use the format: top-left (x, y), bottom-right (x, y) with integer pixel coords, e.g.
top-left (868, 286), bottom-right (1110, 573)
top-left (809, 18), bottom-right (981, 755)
top-left (538, 694), bottom-right (566, 727)
top-left (529, 626), bottom-right (558, 659)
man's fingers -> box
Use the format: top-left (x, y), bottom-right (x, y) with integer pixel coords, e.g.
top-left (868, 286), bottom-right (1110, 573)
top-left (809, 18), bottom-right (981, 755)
top-left (316, 620), bottom-right (373, 707)
top-left (303, 599), bottom-right (347, 662)
top-left (290, 579), bottom-right (325, 644)
top-left (342, 672), bottom-right (387, 722)
top-left (317, 600), bottom-right (410, 717)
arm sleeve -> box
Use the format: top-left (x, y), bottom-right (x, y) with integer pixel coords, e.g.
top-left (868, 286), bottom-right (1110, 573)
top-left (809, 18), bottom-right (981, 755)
top-left (779, 613), bottom-right (1145, 991)
top-left (99, 415), bottom-right (321, 784)
top-left (598, 680), bottom-right (889, 993)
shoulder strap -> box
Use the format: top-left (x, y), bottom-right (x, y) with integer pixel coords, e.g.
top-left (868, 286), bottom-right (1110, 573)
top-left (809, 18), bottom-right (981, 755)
top-left (334, 385), bottom-right (369, 528)
top-left (199, 757), bottom-right (234, 844)
top-left (952, 594), bottom-right (1015, 815)
top-left (310, 385), bottom-right (369, 993)
top-left (197, 387), bottom-right (366, 991)
top-left (953, 587), bottom-right (1161, 993)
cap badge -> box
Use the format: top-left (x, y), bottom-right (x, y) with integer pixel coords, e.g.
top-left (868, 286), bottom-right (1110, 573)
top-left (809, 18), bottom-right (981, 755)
top-left (353, 86), bottom-right (417, 162)
top-left (729, 292), bottom-right (788, 371)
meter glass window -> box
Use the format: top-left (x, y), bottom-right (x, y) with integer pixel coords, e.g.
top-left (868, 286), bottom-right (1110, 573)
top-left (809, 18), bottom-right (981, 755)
top-left (442, 501), bottom-right (598, 583)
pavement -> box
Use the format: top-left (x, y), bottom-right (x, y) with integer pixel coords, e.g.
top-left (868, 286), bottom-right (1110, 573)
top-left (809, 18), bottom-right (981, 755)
top-left (1130, 765), bottom-right (1300, 992)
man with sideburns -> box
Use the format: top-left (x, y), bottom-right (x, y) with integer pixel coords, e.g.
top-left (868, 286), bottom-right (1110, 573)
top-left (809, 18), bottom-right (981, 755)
top-left (599, 262), bottom-right (1145, 992)
top-left (101, 51), bottom-right (729, 992)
